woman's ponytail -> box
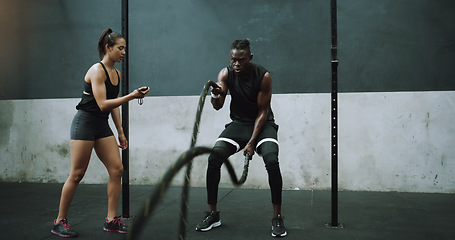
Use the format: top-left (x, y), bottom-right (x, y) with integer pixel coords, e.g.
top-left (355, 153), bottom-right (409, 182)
top-left (97, 28), bottom-right (123, 60)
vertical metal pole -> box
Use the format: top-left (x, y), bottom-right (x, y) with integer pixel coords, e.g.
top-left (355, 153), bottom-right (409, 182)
top-left (121, 0), bottom-right (130, 218)
top-left (330, 0), bottom-right (340, 228)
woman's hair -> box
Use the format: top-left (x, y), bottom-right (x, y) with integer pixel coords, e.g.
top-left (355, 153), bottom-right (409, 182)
top-left (97, 28), bottom-right (124, 60)
top-left (231, 39), bottom-right (251, 53)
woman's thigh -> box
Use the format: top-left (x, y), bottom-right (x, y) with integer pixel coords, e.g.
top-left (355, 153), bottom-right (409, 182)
top-left (94, 136), bottom-right (122, 173)
top-left (69, 140), bottom-right (95, 177)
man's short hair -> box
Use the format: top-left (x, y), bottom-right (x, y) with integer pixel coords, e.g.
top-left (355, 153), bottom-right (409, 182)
top-left (231, 39), bottom-right (251, 53)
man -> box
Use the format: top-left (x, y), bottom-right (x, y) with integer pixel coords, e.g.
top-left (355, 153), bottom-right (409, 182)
top-left (195, 39), bottom-right (286, 238)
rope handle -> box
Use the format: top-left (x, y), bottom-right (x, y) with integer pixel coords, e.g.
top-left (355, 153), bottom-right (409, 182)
top-left (238, 153), bottom-right (250, 184)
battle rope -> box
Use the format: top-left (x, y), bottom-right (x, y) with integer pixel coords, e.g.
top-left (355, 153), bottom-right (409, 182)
top-left (238, 153), bottom-right (250, 184)
top-left (177, 80), bottom-right (218, 240)
top-left (127, 80), bottom-right (251, 240)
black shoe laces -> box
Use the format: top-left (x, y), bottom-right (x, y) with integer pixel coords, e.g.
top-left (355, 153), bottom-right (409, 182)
top-left (273, 216), bottom-right (284, 228)
top-left (203, 211), bottom-right (217, 222)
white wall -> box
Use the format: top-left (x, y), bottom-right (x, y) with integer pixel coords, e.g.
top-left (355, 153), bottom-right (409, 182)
top-left (1, 91), bottom-right (454, 193)
top-left (338, 92), bottom-right (455, 192)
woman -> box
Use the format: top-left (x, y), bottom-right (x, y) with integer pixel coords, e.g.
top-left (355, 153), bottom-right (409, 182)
top-left (51, 28), bottom-right (149, 238)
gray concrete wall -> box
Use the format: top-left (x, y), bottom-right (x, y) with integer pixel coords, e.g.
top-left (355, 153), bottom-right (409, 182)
top-left (1, 91), bottom-right (454, 193)
top-left (1, 0), bottom-right (454, 194)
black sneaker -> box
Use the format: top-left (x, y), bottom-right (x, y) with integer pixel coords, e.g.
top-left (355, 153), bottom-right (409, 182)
top-left (103, 216), bottom-right (127, 233)
top-left (195, 211), bottom-right (221, 231)
top-left (271, 215), bottom-right (287, 237)
top-left (51, 218), bottom-right (78, 238)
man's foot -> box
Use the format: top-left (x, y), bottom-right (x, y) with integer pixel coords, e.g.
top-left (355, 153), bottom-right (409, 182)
top-left (195, 211), bottom-right (221, 232)
top-left (103, 216), bottom-right (127, 233)
top-left (271, 215), bottom-right (287, 237)
top-left (51, 218), bottom-right (79, 238)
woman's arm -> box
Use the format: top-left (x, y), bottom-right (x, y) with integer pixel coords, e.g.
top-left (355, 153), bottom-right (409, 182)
top-left (87, 64), bottom-right (148, 112)
top-left (111, 107), bottom-right (127, 149)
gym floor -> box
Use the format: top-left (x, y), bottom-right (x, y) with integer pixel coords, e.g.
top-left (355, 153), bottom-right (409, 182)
top-left (1, 182), bottom-right (454, 240)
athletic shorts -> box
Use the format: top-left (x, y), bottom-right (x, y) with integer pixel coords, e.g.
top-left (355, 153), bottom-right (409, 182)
top-left (216, 121), bottom-right (279, 153)
top-left (70, 110), bottom-right (113, 141)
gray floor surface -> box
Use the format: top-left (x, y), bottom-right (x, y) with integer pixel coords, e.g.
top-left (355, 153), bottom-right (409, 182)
top-left (1, 182), bottom-right (454, 240)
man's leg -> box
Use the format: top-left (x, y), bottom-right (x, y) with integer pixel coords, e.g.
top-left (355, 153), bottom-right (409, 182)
top-left (258, 140), bottom-right (287, 237)
top-left (207, 140), bottom-right (237, 209)
top-left (196, 140), bottom-right (236, 232)
top-left (258, 141), bottom-right (283, 214)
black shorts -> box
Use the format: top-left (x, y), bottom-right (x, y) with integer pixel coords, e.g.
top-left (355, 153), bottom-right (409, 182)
top-left (216, 121), bottom-right (279, 153)
top-left (70, 110), bottom-right (113, 141)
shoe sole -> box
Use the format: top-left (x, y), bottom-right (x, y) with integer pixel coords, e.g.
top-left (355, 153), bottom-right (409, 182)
top-left (271, 230), bottom-right (287, 238)
top-left (51, 230), bottom-right (78, 238)
top-left (196, 220), bottom-right (221, 232)
top-left (103, 228), bottom-right (127, 234)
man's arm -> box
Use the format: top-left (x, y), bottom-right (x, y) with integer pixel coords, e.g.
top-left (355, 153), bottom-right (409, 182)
top-left (211, 67), bottom-right (229, 110)
top-left (244, 72), bottom-right (272, 158)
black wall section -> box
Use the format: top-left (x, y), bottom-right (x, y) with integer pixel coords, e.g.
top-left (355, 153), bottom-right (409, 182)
top-left (1, 0), bottom-right (454, 100)
top-left (129, 0), bottom-right (331, 96)
top-left (0, 0), bottom-right (121, 100)
top-left (338, 0), bottom-right (455, 92)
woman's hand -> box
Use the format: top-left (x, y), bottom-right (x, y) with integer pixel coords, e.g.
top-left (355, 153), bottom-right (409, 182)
top-left (118, 132), bottom-right (128, 150)
top-left (132, 86), bottom-right (150, 98)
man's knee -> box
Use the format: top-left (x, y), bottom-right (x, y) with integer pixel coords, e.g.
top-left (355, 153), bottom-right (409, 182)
top-left (258, 141), bottom-right (280, 170)
top-left (263, 152), bottom-right (280, 172)
top-left (208, 141), bottom-right (237, 169)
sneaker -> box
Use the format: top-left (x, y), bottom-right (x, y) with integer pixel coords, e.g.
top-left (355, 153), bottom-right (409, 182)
top-left (271, 215), bottom-right (287, 237)
top-left (51, 218), bottom-right (78, 238)
top-left (195, 211), bottom-right (221, 232)
top-left (103, 216), bottom-right (127, 233)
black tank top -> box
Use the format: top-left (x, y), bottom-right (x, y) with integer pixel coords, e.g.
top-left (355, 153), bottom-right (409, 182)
top-left (75, 62), bottom-right (120, 118)
top-left (227, 63), bottom-right (274, 123)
